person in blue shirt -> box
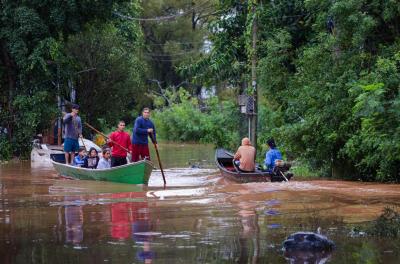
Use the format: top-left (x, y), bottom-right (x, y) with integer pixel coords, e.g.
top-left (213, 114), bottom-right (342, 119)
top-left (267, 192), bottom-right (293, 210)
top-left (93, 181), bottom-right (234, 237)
top-left (73, 147), bottom-right (86, 167)
top-left (264, 138), bottom-right (282, 172)
top-left (131, 107), bottom-right (156, 162)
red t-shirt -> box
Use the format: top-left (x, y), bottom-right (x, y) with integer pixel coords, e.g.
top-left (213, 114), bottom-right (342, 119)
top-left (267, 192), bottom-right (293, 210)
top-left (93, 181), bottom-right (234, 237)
top-left (108, 131), bottom-right (131, 158)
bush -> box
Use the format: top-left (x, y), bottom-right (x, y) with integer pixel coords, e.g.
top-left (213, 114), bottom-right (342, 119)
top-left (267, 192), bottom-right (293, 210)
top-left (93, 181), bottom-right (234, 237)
top-left (152, 89), bottom-right (241, 150)
top-left (0, 135), bottom-right (12, 161)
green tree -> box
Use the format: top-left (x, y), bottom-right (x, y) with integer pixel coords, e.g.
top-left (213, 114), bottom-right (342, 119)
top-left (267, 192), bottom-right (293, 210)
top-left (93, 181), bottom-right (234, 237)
top-left (182, 0), bottom-right (400, 181)
top-left (137, 0), bottom-right (216, 96)
top-left (0, 1), bottom-right (141, 158)
top-left (64, 22), bottom-right (145, 129)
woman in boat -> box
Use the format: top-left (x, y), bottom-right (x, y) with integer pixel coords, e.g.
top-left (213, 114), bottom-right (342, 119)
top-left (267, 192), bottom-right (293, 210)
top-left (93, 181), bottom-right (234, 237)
top-left (264, 138), bottom-right (282, 172)
top-left (73, 147), bottom-right (86, 167)
top-left (82, 147), bottom-right (99, 169)
top-left (97, 148), bottom-right (112, 169)
top-left (233, 137), bottom-right (256, 172)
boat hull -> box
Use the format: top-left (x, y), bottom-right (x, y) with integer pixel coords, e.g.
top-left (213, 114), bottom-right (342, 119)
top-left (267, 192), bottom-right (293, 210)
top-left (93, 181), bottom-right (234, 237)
top-left (51, 160), bottom-right (153, 185)
top-left (218, 168), bottom-right (272, 182)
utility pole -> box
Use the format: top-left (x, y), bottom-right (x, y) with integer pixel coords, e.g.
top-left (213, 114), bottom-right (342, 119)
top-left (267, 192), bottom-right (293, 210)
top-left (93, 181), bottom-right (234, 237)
top-left (250, 1), bottom-right (258, 153)
top-left (57, 66), bottom-right (62, 145)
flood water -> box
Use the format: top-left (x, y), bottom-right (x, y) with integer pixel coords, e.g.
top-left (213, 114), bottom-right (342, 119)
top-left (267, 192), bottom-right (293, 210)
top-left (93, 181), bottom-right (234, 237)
top-left (1, 143), bottom-right (400, 263)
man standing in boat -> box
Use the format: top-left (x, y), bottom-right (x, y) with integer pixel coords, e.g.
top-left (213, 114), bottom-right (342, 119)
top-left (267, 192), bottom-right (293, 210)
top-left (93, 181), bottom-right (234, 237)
top-left (131, 108), bottom-right (156, 162)
top-left (63, 104), bottom-right (82, 164)
top-left (108, 121), bottom-right (131, 167)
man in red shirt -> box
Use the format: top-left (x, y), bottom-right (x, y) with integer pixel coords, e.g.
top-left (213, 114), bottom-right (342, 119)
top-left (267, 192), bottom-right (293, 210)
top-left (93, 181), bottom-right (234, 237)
top-left (108, 121), bottom-right (131, 167)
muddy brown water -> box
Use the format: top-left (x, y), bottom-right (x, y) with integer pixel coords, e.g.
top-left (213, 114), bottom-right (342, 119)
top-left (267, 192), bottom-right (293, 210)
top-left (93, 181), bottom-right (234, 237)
top-left (1, 143), bottom-right (400, 263)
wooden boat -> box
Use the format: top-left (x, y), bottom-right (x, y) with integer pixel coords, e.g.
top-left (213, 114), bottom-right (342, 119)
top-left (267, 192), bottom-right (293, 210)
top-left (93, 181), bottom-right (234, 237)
top-left (215, 148), bottom-right (292, 183)
top-left (51, 159), bottom-right (153, 185)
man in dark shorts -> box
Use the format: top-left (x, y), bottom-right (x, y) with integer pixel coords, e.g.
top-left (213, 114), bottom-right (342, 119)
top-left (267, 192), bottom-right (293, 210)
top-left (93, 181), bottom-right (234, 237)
top-left (107, 120), bottom-right (131, 167)
top-left (63, 104), bottom-right (82, 164)
top-left (131, 108), bottom-right (156, 162)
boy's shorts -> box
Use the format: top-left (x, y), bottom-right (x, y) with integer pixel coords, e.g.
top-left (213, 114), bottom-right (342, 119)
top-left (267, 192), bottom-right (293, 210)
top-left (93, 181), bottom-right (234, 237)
top-left (64, 138), bottom-right (79, 152)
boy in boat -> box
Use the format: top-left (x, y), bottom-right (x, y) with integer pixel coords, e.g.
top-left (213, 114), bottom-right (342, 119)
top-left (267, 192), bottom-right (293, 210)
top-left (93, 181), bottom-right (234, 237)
top-left (131, 108), bottom-right (156, 162)
top-left (97, 148), bottom-right (112, 169)
top-left (264, 138), bottom-right (283, 172)
top-left (233, 137), bottom-right (256, 172)
top-left (73, 147), bottom-right (86, 167)
top-left (107, 120), bottom-right (131, 167)
top-left (63, 104), bottom-right (82, 164)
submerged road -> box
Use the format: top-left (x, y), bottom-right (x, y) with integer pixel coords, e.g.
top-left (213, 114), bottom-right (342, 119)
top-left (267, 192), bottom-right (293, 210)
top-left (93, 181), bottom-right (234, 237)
top-left (1, 161), bottom-right (400, 263)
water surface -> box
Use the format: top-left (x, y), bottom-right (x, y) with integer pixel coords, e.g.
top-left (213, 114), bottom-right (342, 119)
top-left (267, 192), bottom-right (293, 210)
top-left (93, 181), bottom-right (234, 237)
top-left (1, 143), bottom-right (400, 263)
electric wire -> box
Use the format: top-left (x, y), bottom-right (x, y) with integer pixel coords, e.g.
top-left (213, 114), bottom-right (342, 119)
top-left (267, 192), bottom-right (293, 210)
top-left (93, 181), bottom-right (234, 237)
top-left (113, 0), bottom-right (211, 22)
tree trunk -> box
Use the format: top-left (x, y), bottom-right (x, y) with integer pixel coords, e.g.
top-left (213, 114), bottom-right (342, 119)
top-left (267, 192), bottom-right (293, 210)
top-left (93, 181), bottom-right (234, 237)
top-left (0, 39), bottom-right (17, 140)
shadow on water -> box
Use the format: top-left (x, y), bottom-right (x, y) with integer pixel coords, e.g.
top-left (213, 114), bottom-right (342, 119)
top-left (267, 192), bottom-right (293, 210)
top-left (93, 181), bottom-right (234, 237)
top-left (1, 142), bottom-right (400, 263)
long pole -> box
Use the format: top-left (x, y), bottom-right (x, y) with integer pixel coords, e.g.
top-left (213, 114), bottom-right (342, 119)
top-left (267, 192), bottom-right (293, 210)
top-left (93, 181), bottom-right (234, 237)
top-left (84, 122), bottom-right (130, 153)
top-left (250, 1), bottom-right (258, 155)
top-left (80, 136), bottom-right (87, 150)
top-left (149, 132), bottom-right (166, 185)
top-left (57, 66), bottom-right (62, 145)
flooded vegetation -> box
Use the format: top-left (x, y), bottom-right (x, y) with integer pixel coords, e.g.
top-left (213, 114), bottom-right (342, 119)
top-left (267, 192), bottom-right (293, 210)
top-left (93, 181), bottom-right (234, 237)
top-left (1, 143), bottom-right (400, 263)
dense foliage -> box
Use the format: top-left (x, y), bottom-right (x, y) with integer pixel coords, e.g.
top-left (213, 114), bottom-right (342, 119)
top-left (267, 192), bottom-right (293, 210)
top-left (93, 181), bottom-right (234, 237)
top-left (0, 0), bottom-right (144, 157)
top-left (184, 0), bottom-right (400, 181)
top-left (63, 21), bottom-right (145, 127)
top-left (152, 89), bottom-right (241, 150)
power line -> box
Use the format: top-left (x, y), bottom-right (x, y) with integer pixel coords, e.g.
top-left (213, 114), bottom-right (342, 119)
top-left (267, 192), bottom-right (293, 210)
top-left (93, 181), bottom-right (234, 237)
top-left (113, 0), bottom-right (211, 22)
top-left (143, 55), bottom-right (198, 62)
top-left (143, 50), bottom-right (199, 57)
top-left (145, 40), bottom-right (208, 46)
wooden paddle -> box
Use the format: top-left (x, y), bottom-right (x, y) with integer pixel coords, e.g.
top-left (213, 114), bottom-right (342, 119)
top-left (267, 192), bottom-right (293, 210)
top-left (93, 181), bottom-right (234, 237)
top-left (84, 122), bottom-right (130, 153)
top-left (278, 170), bottom-right (289, 182)
top-left (149, 132), bottom-right (166, 185)
top-left (79, 135), bottom-right (87, 150)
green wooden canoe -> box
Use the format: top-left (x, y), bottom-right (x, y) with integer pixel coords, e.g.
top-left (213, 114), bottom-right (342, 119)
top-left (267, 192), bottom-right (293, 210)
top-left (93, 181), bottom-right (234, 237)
top-left (51, 160), bottom-right (153, 185)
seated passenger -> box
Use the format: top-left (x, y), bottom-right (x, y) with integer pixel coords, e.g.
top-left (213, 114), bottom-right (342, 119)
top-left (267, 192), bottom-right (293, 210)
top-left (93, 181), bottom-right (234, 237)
top-left (83, 147), bottom-right (99, 169)
top-left (264, 138), bottom-right (282, 172)
top-left (97, 148), bottom-right (112, 169)
top-left (73, 147), bottom-right (86, 167)
top-left (233, 137), bottom-right (256, 172)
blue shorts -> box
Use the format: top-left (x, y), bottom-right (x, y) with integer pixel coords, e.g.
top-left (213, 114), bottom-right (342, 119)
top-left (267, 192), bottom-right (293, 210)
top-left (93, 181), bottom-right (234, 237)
top-left (64, 138), bottom-right (79, 152)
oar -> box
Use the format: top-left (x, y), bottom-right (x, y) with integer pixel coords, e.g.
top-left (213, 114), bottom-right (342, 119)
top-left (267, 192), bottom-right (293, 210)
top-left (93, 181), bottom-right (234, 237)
top-left (84, 122), bottom-right (130, 153)
top-left (149, 132), bottom-right (166, 185)
top-left (279, 170), bottom-right (289, 182)
top-left (79, 136), bottom-right (87, 150)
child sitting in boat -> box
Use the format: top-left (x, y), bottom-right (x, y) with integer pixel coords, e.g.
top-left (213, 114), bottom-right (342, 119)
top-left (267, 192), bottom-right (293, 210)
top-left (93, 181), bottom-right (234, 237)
top-left (97, 148), bottom-right (112, 169)
top-left (83, 147), bottom-right (99, 169)
top-left (73, 147), bottom-right (86, 167)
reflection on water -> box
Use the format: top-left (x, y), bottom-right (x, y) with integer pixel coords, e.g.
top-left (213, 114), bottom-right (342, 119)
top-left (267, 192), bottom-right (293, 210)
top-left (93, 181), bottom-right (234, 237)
top-left (1, 143), bottom-right (400, 263)
top-left (64, 199), bottom-right (84, 244)
top-left (284, 249), bottom-right (333, 264)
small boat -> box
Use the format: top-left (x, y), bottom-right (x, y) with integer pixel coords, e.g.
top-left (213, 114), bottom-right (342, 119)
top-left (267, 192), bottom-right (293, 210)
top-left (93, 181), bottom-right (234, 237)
top-left (31, 138), bottom-right (102, 166)
top-left (215, 148), bottom-right (293, 183)
top-left (51, 159), bottom-right (153, 185)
